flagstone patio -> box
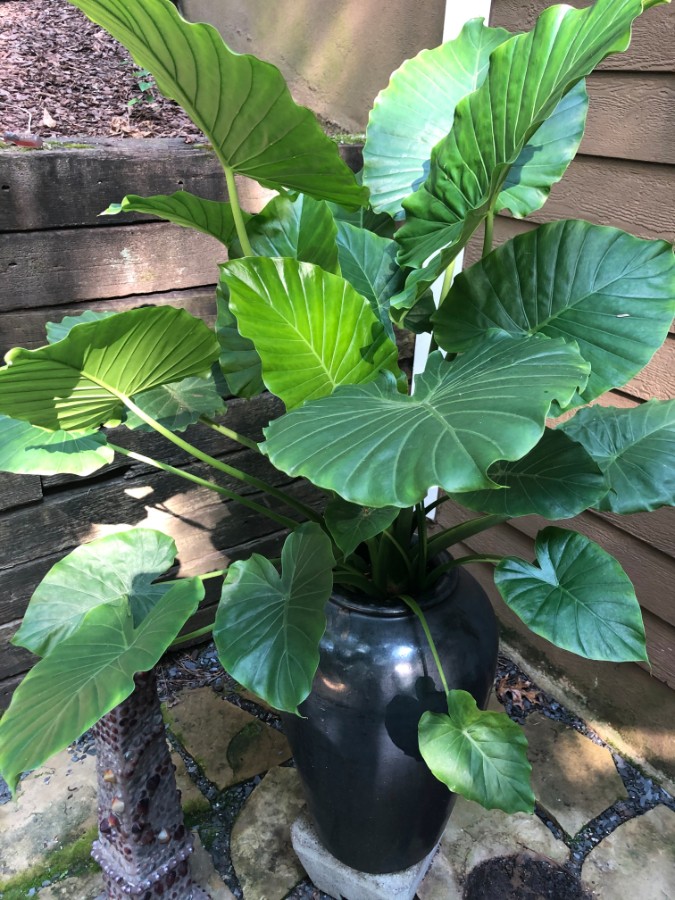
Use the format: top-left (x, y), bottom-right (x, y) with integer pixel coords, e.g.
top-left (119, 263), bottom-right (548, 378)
top-left (1, 649), bottom-right (673, 900)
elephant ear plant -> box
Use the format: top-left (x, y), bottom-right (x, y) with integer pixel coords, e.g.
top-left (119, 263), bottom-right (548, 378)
top-left (0, 0), bottom-right (673, 823)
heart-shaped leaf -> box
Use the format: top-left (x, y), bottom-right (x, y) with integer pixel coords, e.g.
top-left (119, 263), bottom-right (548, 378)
top-left (125, 375), bottom-right (226, 432)
top-left (101, 191), bottom-right (242, 247)
top-left (561, 400), bottom-right (675, 513)
top-left (68, 0), bottom-right (367, 208)
top-left (214, 523), bottom-right (335, 713)
top-left (46, 310), bottom-right (116, 344)
top-left (0, 579), bottom-right (202, 792)
top-left (453, 428), bottom-right (607, 519)
top-left (262, 336), bottom-right (589, 508)
top-left (335, 222), bottom-right (404, 341)
top-left (433, 221), bottom-right (675, 403)
top-left (396, 0), bottom-right (655, 269)
top-left (419, 690), bottom-right (534, 813)
top-left (494, 527), bottom-right (648, 662)
top-left (0, 415), bottom-right (113, 476)
top-left (363, 18), bottom-right (512, 217)
top-left (215, 281), bottom-right (264, 399)
top-left (497, 80), bottom-right (588, 217)
top-left (13, 528), bottom-right (181, 656)
top-left (230, 193), bottom-right (339, 274)
top-left (0, 306), bottom-right (219, 431)
top-left (220, 257), bottom-right (402, 409)
top-left (324, 498), bottom-right (399, 558)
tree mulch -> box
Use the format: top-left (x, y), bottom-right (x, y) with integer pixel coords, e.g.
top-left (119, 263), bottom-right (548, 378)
top-left (0, 0), bottom-right (203, 141)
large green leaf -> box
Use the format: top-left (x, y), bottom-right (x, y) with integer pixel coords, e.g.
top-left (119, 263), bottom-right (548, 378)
top-left (453, 428), bottom-right (607, 519)
top-left (561, 400), bottom-right (675, 513)
top-left (46, 310), bottom-right (116, 344)
top-left (125, 375), bottom-right (226, 432)
top-left (0, 415), bottom-right (113, 477)
top-left (497, 80), bottom-right (588, 217)
top-left (215, 281), bottom-right (264, 399)
top-left (362, 18), bottom-right (512, 218)
top-left (13, 529), bottom-right (181, 656)
top-left (324, 497), bottom-right (399, 558)
top-left (220, 257), bottom-right (402, 409)
top-left (335, 222), bottom-right (404, 341)
top-left (68, 0), bottom-right (367, 208)
top-left (419, 690), bottom-right (534, 813)
top-left (213, 523), bottom-right (335, 714)
top-left (328, 196), bottom-right (397, 240)
top-left (262, 335), bottom-right (589, 508)
top-left (494, 527), bottom-right (648, 662)
top-left (433, 221), bottom-right (675, 403)
top-left (101, 191), bottom-right (241, 247)
top-left (230, 193), bottom-right (339, 274)
top-left (0, 306), bottom-right (219, 431)
top-left (396, 0), bottom-right (658, 269)
top-left (0, 581), bottom-right (202, 792)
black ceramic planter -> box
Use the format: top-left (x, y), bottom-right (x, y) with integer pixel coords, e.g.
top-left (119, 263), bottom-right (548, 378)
top-left (282, 566), bottom-right (498, 875)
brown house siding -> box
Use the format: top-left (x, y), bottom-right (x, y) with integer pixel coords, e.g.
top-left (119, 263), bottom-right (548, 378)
top-left (457, 0), bottom-right (675, 690)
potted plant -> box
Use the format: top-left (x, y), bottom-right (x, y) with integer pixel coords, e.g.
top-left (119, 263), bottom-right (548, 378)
top-left (0, 0), bottom-right (673, 888)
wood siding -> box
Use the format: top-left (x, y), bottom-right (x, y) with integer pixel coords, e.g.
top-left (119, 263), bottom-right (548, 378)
top-left (457, 0), bottom-right (675, 688)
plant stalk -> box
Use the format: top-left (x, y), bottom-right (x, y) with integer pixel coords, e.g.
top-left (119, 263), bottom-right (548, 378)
top-left (424, 554), bottom-right (503, 589)
top-left (108, 442), bottom-right (299, 530)
top-left (171, 622), bottom-right (215, 647)
top-left (120, 396), bottom-right (322, 523)
top-left (426, 514), bottom-right (508, 559)
top-left (224, 164), bottom-right (254, 256)
top-left (439, 259), bottom-right (456, 303)
top-left (401, 595), bottom-right (450, 701)
top-left (199, 415), bottom-right (260, 451)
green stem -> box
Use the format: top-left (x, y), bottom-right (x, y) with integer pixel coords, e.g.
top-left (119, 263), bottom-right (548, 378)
top-left (121, 396), bottom-right (322, 524)
top-left (367, 537), bottom-right (387, 594)
top-left (108, 442), bottom-right (299, 530)
top-left (424, 494), bottom-right (449, 515)
top-left (171, 622), bottom-right (215, 648)
top-left (224, 164), bottom-right (253, 256)
top-left (400, 594), bottom-right (450, 700)
top-left (439, 259), bottom-right (456, 303)
top-left (380, 529), bottom-right (414, 583)
top-left (426, 514), bottom-right (508, 559)
top-left (199, 415), bottom-right (260, 451)
top-left (424, 554), bottom-right (503, 589)
top-left (482, 210), bottom-right (495, 257)
top-left (333, 570), bottom-right (380, 597)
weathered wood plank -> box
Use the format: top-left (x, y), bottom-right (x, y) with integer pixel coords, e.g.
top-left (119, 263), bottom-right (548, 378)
top-left (596, 507), bottom-right (675, 560)
top-left (0, 620), bottom-right (36, 681)
top-left (490, 0), bottom-right (675, 72)
top-left (622, 334), bottom-right (675, 402)
top-left (0, 222), bottom-right (226, 312)
top-left (0, 138), bottom-right (360, 232)
top-left (520, 156), bottom-right (674, 242)
top-left (0, 286), bottom-right (217, 355)
top-left (438, 500), bottom-right (675, 627)
top-left (0, 473), bottom-right (42, 513)
top-left (0, 674), bottom-right (22, 711)
top-left (582, 73), bottom-right (675, 165)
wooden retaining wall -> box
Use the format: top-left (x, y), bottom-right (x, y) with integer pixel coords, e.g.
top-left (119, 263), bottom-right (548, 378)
top-left (456, 0), bottom-right (675, 692)
top-left (0, 139), bottom-right (369, 706)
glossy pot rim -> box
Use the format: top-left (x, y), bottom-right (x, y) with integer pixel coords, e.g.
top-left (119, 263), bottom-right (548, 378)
top-left (330, 564), bottom-right (459, 618)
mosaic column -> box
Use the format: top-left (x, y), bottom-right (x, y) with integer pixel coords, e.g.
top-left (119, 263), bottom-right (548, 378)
top-left (91, 670), bottom-right (210, 899)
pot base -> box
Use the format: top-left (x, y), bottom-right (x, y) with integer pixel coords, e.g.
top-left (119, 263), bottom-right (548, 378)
top-left (291, 811), bottom-right (438, 900)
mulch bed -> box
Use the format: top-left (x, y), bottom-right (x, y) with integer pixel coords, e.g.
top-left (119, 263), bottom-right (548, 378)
top-left (0, 0), bottom-right (203, 140)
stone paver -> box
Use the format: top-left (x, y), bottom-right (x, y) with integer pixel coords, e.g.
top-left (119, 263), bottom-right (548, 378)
top-left (523, 713), bottom-right (627, 835)
top-left (582, 804), bottom-right (675, 899)
top-left (231, 767), bottom-right (307, 900)
top-left (172, 749), bottom-right (210, 816)
top-left (164, 688), bottom-right (291, 790)
top-left (0, 749), bottom-right (98, 885)
top-left (418, 797), bottom-right (569, 900)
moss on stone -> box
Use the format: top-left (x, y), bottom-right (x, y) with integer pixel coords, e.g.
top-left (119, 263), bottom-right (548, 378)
top-left (0, 826), bottom-right (98, 897)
